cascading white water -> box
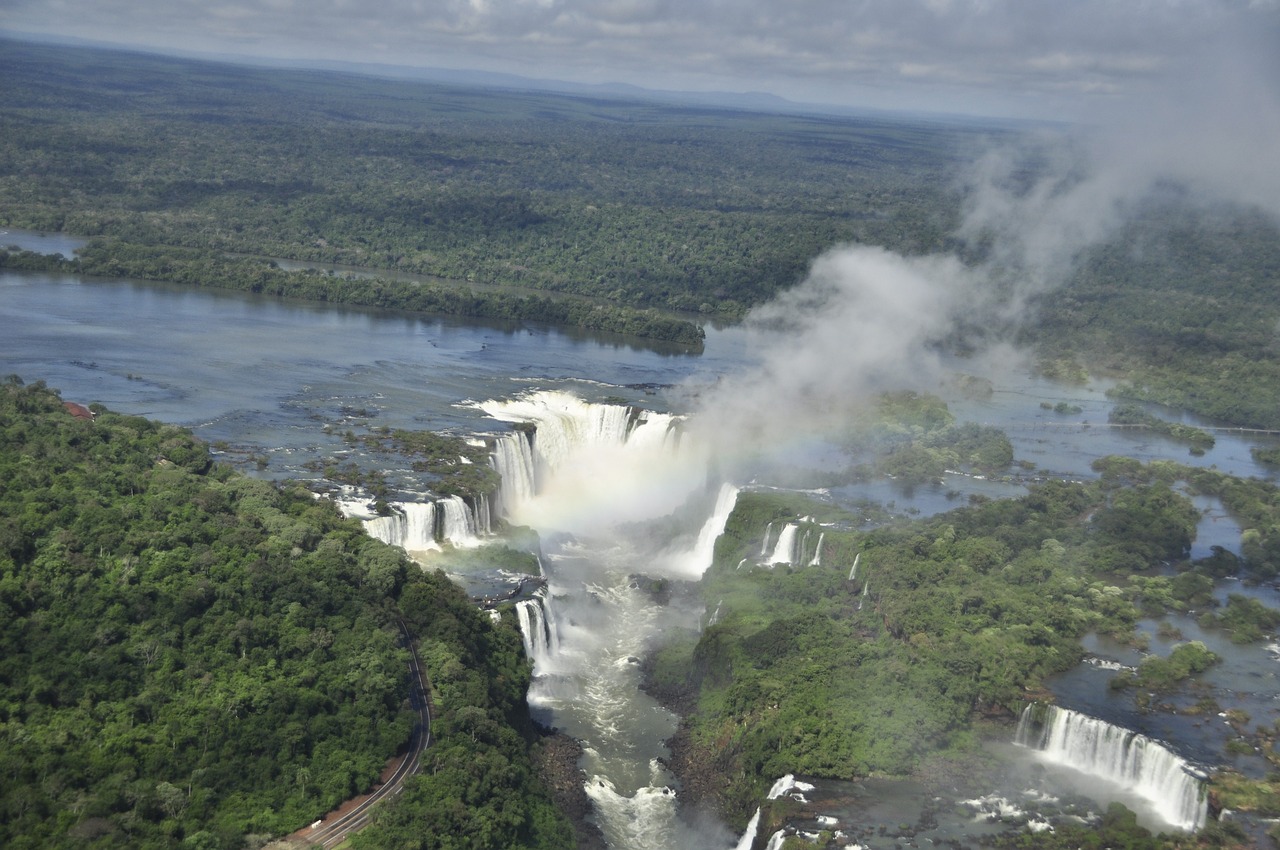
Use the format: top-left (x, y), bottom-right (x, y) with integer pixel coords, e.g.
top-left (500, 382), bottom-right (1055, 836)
top-left (515, 591), bottom-right (559, 670)
top-left (733, 808), bottom-right (761, 850)
top-left (1015, 703), bottom-right (1208, 831)
top-left (479, 390), bottom-right (739, 849)
top-left (678, 483), bottom-right (740, 578)
top-left (437, 495), bottom-right (481, 547)
top-left (360, 501), bottom-right (440, 552)
top-left (475, 492), bottom-right (492, 536)
top-left (808, 532), bottom-right (824, 566)
top-left (339, 496), bottom-right (487, 551)
top-left (491, 429), bottom-right (537, 518)
top-left (760, 522), bottom-right (775, 557)
top-left (763, 520), bottom-right (822, 567)
top-left (767, 523), bottom-right (799, 565)
top-left (479, 390), bottom-right (702, 532)
top-left (737, 776), bottom-right (818, 850)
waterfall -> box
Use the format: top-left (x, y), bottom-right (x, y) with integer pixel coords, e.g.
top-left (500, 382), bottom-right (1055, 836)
top-left (344, 496), bottom-right (487, 551)
top-left (808, 532), bottom-right (824, 566)
top-left (474, 492), bottom-right (492, 535)
top-left (734, 776), bottom-right (816, 850)
top-left (491, 429), bottom-right (537, 519)
top-left (764, 520), bottom-right (821, 567)
top-left (760, 522), bottom-right (775, 557)
top-left (733, 808), bottom-right (761, 850)
top-left (476, 390), bottom-right (739, 848)
top-left (767, 775), bottom-right (814, 801)
top-left (478, 389), bottom-right (702, 530)
top-left (362, 502), bottom-right (440, 551)
top-left (1015, 703), bottom-right (1208, 831)
top-left (436, 495), bottom-right (481, 547)
top-left (679, 483), bottom-right (740, 577)
top-left (847, 552), bottom-right (860, 581)
top-left (515, 591), bottom-right (559, 672)
top-left (767, 523), bottom-right (799, 565)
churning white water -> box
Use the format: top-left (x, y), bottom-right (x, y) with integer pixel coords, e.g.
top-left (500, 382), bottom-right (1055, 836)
top-left (338, 495), bottom-right (489, 552)
top-left (481, 390), bottom-right (739, 849)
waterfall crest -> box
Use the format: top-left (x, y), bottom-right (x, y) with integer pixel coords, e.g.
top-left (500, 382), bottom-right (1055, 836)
top-left (479, 389), bottom-right (704, 531)
top-left (1015, 703), bottom-right (1208, 831)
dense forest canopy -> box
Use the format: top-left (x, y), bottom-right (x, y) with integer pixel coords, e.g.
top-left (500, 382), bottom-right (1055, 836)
top-left (650, 468), bottom-right (1280, 840)
top-left (0, 378), bottom-right (570, 850)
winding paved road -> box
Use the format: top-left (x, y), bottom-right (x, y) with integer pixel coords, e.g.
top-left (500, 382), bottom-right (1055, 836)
top-left (300, 620), bottom-right (432, 848)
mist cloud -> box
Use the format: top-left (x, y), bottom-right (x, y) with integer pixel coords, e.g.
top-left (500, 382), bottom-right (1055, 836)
top-left (689, 5), bottom-right (1279, 463)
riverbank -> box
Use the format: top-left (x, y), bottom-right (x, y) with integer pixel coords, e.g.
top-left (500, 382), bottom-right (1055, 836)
top-left (534, 731), bottom-right (609, 850)
top-left (0, 243), bottom-right (707, 349)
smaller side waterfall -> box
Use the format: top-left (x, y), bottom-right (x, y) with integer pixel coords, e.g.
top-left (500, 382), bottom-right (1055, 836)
top-left (1015, 703), bottom-right (1208, 831)
top-left (515, 591), bottom-right (560, 671)
top-left (343, 497), bottom-right (487, 551)
top-left (767, 523), bottom-right (800, 565)
top-left (760, 522), bottom-right (775, 557)
top-left (474, 492), bottom-right (492, 535)
top-left (762, 520), bottom-right (822, 567)
top-left (436, 495), bottom-right (480, 547)
top-left (362, 502), bottom-right (439, 551)
top-left (808, 532), bottom-right (824, 566)
top-left (680, 483), bottom-right (739, 577)
top-left (735, 776), bottom-right (817, 850)
top-left (491, 429), bottom-right (537, 519)
top-left (733, 809), bottom-right (761, 850)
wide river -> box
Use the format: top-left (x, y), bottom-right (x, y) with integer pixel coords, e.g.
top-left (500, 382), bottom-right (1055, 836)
top-left (3, 235), bottom-right (1279, 845)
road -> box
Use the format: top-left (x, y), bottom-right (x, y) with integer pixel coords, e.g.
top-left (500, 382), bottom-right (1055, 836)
top-left (299, 620), bottom-right (432, 848)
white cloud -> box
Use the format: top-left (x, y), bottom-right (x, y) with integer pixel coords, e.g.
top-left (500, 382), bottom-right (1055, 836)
top-left (2, 0), bottom-right (1277, 118)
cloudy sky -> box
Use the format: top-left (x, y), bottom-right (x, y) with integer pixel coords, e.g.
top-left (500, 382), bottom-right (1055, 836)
top-left (3, 0), bottom-right (1278, 119)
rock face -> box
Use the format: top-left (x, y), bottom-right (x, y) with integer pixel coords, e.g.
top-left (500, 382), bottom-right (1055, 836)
top-left (661, 723), bottom-right (731, 814)
top-left (535, 731), bottom-right (608, 850)
top-left (639, 658), bottom-right (738, 822)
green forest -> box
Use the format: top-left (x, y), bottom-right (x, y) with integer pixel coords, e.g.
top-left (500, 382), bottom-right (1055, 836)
top-left (0, 379), bottom-right (570, 850)
top-left (4, 39), bottom-right (1280, 423)
top-left (646, 465), bottom-right (1280, 844)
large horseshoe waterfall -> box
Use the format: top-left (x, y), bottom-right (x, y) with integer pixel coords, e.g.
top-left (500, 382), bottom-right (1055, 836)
top-left (482, 390), bottom-right (738, 849)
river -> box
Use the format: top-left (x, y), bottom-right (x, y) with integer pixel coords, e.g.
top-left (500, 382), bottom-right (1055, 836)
top-left (2, 254), bottom-right (1278, 845)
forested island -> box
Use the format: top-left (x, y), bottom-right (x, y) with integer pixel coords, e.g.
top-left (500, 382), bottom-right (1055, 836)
top-left (3, 36), bottom-right (1280, 850)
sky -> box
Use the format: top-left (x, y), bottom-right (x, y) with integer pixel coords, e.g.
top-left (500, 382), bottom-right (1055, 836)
top-left (3, 0), bottom-right (1278, 121)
